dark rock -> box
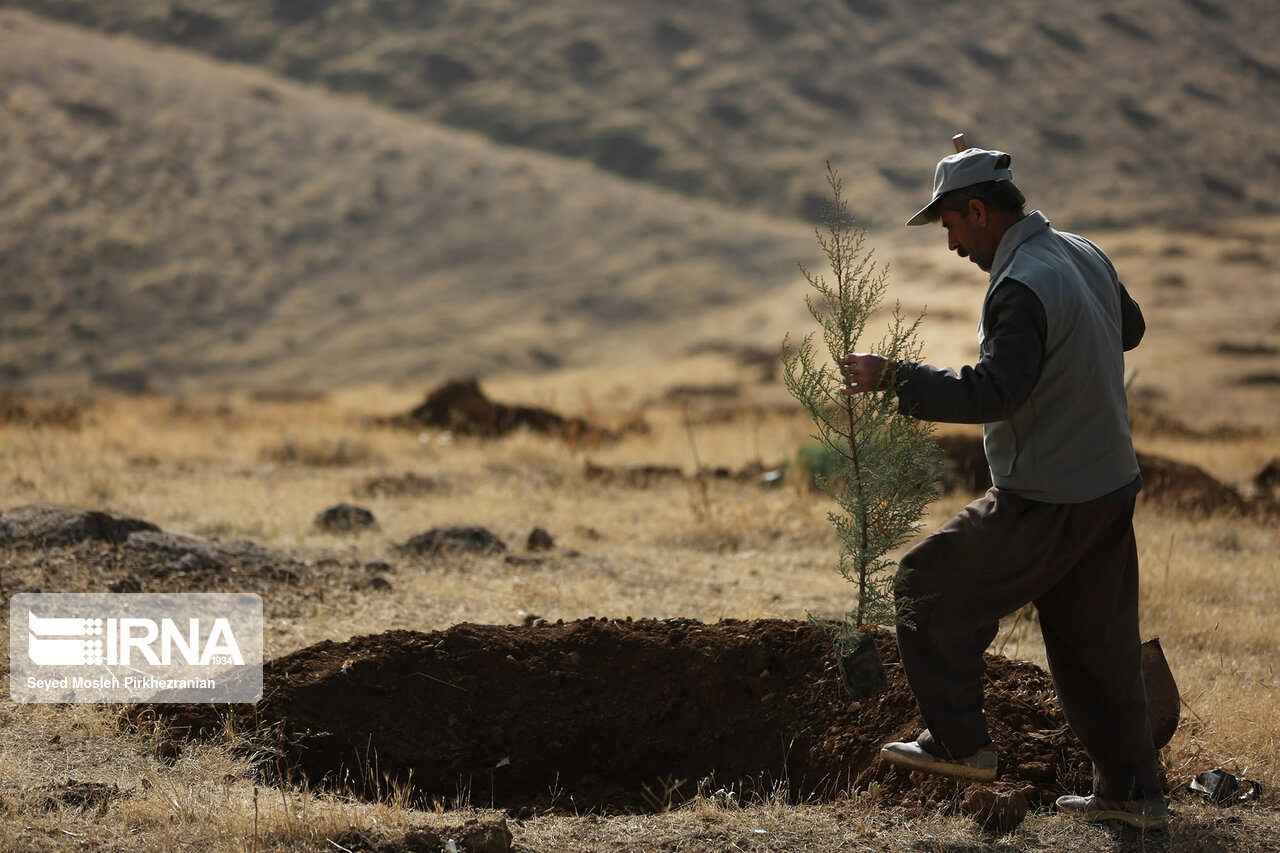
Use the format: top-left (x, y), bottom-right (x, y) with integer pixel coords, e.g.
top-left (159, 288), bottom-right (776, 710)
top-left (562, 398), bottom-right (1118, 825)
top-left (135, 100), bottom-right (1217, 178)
top-left (0, 506), bottom-right (160, 548)
top-left (315, 503), bottom-right (377, 532)
top-left (396, 526), bottom-right (506, 556)
top-left (364, 560), bottom-right (396, 574)
top-left (526, 528), bottom-right (554, 551)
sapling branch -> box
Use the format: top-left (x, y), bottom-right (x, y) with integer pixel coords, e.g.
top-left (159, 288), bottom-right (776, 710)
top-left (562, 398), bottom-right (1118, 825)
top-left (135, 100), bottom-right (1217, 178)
top-left (781, 164), bottom-right (941, 654)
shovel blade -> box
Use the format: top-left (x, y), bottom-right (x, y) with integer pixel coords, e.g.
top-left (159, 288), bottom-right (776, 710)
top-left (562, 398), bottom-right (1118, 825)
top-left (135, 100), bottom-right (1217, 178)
top-left (1142, 637), bottom-right (1180, 749)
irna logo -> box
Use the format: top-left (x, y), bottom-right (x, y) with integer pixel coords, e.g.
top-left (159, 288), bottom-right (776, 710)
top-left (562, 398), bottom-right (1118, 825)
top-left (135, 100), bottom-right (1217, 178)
top-left (12, 593), bottom-right (263, 704)
top-left (27, 611), bottom-right (245, 667)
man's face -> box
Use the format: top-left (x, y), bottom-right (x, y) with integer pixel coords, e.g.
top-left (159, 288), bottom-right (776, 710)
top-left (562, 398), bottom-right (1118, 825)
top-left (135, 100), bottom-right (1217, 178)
top-left (939, 204), bottom-right (995, 273)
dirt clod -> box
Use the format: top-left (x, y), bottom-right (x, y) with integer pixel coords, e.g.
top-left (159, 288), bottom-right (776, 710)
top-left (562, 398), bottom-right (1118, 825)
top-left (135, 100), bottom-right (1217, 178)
top-left (314, 502), bottom-right (377, 532)
top-left (962, 784), bottom-right (1031, 832)
top-left (526, 527), bottom-right (554, 551)
top-left (395, 526), bottom-right (506, 556)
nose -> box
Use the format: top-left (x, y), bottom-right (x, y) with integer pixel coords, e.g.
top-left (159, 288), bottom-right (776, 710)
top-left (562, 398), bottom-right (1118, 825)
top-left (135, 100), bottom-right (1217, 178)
top-left (948, 232), bottom-right (961, 253)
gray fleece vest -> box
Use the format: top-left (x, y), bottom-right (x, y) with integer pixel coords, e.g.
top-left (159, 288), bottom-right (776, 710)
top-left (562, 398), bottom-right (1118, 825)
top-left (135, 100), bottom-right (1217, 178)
top-left (979, 211), bottom-right (1139, 503)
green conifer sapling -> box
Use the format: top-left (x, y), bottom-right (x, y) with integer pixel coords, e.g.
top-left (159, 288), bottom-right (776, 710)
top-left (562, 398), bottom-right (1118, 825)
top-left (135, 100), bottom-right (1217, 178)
top-left (781, 165), bottom-right (940, 696)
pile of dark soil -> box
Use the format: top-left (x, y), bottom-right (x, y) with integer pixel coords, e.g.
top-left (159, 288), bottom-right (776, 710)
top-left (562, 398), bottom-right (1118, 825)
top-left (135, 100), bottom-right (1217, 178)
top-left (0, 506), bottom-right (312, 597)
top-left (1136, 453), bottom-right (1249, 514)
top-left (159, 619), bottom-right (1098, 813)
top-left (385, 379), bottom-right (601, 440)
top-left (935, 435), bottom-right (1257, 514)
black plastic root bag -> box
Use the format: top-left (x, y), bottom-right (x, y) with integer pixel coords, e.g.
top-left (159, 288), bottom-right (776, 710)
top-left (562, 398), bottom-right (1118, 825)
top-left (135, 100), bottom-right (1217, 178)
top-left (1190, 769), bottom-right (1262, 805)
top-left (836, 634), bottom-right (888, 700)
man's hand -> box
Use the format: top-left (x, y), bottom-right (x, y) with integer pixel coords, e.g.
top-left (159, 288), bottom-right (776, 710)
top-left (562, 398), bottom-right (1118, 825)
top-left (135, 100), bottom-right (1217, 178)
top-left (840, 353), bottom-right (893, 395)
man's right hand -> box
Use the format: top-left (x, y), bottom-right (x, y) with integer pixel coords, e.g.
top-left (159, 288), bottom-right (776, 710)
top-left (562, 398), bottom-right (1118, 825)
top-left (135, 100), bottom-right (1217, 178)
top-left (840, 353), bottom-right (892, 395)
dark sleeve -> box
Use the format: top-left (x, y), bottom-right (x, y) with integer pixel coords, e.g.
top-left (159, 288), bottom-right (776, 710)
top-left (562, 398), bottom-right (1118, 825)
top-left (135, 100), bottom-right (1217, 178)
top-left (1119, 281), bottom-right (1144, 351)
top-left (893, 280), bottom-right (1046, 424)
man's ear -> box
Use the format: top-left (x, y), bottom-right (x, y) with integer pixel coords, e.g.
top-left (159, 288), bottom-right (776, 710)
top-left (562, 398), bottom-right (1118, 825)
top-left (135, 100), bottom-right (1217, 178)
top-left (968, 198), bottom-right (988, 226)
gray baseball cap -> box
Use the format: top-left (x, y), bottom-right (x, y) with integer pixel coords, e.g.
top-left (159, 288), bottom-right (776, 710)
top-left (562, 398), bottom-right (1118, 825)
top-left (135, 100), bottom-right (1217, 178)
top-left (906, 147), bottom-right (1014, 226)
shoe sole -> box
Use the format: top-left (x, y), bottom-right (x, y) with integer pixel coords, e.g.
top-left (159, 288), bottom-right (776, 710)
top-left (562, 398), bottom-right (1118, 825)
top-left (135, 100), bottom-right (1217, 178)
top-left (879, 746), bottom-right (998, 781)
top-left (1057, 803), bottom-right (1169, 831)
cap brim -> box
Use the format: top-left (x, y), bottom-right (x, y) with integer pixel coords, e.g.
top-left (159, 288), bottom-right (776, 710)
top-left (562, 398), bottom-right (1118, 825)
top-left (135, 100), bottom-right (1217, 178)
top-left (906, 200), bottom-right (938, 227)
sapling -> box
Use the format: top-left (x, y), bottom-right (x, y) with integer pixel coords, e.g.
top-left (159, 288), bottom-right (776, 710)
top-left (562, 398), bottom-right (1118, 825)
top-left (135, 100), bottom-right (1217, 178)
top-left (781, 165), bottom-right (940, 698)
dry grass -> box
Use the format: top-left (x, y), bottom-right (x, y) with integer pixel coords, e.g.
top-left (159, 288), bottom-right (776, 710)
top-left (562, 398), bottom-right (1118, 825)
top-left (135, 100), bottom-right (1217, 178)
top-left (1, 359), bottom-right (1277, 851)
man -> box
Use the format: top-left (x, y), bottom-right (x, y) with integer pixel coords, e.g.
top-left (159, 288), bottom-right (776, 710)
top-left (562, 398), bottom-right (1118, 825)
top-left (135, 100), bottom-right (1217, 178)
top-left (840, 141), bottom-right (1166, 830)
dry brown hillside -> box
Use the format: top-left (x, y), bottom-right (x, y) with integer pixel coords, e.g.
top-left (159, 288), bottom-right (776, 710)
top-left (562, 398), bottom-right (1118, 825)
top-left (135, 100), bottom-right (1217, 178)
top-left (0, 13), bottom-right (816, 392)
top-left (0, 7), bottom-right (1276, 432)
top-left (6, 0), bottom-right (1279, 225)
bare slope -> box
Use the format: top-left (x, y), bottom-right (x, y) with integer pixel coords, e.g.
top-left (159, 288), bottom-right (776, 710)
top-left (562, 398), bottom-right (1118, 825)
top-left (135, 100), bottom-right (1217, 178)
top-left (0, 13), bottom-right (813, 392)
top-left (6, 0), bottom-right (1279, 226)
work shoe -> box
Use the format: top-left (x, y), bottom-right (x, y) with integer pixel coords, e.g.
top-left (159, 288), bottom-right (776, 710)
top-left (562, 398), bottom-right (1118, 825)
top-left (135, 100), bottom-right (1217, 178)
top-left (1055, 794), bottom-right (1169, 830)
top-left (879, 740), bottom-right (998, 781)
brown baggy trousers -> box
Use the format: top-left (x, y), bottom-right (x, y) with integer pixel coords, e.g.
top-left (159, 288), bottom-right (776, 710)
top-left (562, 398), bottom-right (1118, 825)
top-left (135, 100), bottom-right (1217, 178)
top-left (895, 487), bottom-right (1162, 801)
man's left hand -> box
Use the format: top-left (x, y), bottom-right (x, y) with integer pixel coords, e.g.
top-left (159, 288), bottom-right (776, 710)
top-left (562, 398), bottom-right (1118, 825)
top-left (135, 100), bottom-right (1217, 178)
top-left (840, 353), bottom-right (892, 395)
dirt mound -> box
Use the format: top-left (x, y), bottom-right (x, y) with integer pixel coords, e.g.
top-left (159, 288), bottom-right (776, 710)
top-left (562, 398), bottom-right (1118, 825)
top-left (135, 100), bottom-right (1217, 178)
top-left (395, 526), bottom-right (507, 557)
top-left (1134, 452), bottom-right (1249, 514)
top-left (158, 619), bottom-right (1097, 813)
top-left (0, 505), bottom-right (310, 596)
top-left (934, 436), bottom-right (1253, 513)
top-left (0, 505), bottom-right (160, 547)
top-left (386, 379), bottom-right (601, 440)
